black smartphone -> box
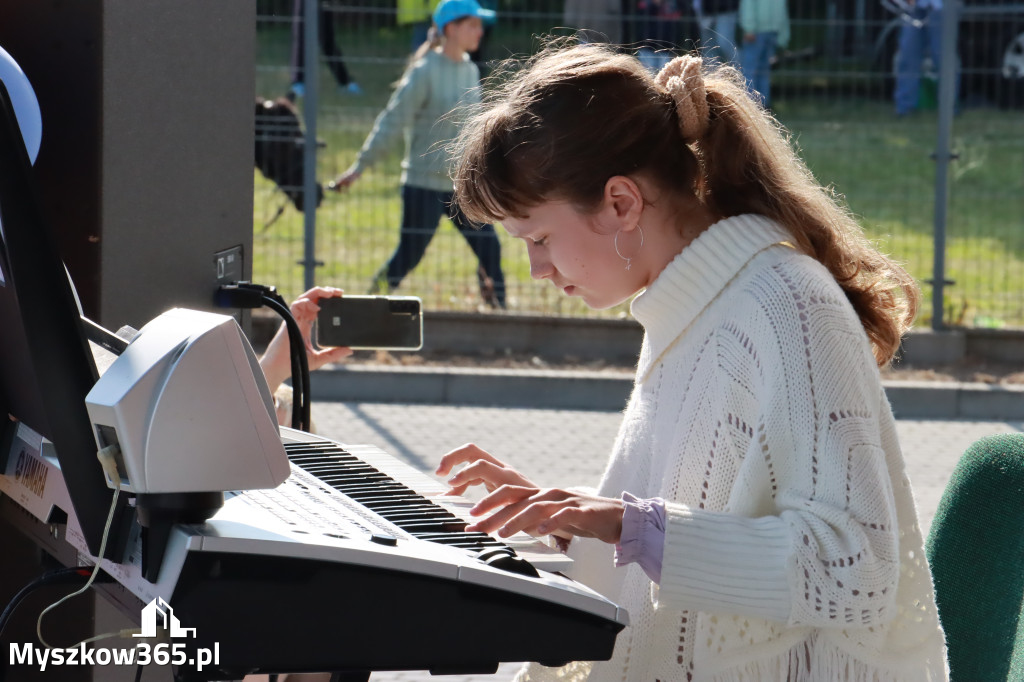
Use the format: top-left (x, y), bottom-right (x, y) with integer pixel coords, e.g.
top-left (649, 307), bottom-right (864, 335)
top-left (315, 295), bottom-right (423, 351)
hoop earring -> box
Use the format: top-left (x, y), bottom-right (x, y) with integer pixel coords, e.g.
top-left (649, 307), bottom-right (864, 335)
top-left (614, 225), bottom-right (645, 271)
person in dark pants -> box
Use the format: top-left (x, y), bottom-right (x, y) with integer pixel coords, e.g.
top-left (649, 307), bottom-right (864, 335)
top-left (385, 186), bottom-right (504, 304)
top-left (694, 0), bottom-right (740, 65)
top-left (738, 0), bottom-right (789, 109)
top-left (893, 0), bottom-right (953, 117)
top-left (289, 0), bottom-right (362, 98)
top-left (330, 0), bottom-right (505, 308)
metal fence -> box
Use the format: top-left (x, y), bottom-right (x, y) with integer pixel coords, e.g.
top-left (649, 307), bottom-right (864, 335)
top-left (254, 0), bottom-right (1024, 329)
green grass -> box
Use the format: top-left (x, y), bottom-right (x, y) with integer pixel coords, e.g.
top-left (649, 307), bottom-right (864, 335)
top-left (777, 97), bottom-right (1024, 327)
top-left (252, 18), bottom-right (1024, 327)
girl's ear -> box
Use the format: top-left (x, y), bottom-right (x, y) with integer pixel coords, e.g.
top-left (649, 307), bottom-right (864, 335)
top-left (597, 175), bottom-right (644, 235)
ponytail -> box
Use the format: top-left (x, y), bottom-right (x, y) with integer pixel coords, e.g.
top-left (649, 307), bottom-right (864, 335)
top-left (409, 25), bottom-right (443, 66)
top-left (691, 68), bottom-right (918, 367)
top-left (394, 25), bottom-right (443, 88)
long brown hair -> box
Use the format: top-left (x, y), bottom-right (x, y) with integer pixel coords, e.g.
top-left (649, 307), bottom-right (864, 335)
top-left (452, 41), bottom-right (918, 367)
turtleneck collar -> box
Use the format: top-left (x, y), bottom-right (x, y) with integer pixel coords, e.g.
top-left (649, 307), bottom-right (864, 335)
top-left (630, 214), bottom-right (794, 367)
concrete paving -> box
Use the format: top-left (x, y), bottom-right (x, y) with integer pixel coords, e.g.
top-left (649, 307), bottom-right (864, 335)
top-left (310, 365), bottom-right (1024, 420)
top-left (308, 400), bottom-right (1024, 682)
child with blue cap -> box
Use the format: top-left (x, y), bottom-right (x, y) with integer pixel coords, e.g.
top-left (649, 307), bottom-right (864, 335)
top-left (433, 0), bottom-right (495, 33)
top-left (329, 0), bottom-right (505, 309)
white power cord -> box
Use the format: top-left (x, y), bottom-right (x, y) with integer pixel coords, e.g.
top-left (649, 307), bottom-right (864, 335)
top-left (36, 444), bottom-right (127, 649)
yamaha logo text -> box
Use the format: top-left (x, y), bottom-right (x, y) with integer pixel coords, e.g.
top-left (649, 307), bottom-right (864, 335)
top-left (14, 448), bottom-right (47, 498)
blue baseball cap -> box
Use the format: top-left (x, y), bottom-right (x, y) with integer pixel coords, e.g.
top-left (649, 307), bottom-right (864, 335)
top-left (433, 0), bottom-right (496, 33)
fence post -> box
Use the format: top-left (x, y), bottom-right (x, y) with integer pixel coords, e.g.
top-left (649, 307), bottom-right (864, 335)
top-left (930, 0), bottom-right (959, 330)
top-left (300, 0), bottom-right (320, 292)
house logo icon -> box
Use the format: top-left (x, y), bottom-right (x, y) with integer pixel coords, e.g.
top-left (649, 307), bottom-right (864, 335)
top-left (133, 597), bottom-right (196, 638)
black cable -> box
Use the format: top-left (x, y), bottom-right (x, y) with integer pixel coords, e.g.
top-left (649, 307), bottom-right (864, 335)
top-left (261, 294), bottom-right (301, 423)
top-left (260, 292), bottom-right (311, 432)
top-left (215, 283), bottom-right (312, 432)
top-left (0, 567), bottom-right (91, 637)
top-left (264, 286), bottom-right (309, 432)
top-left (0, 566), bottom-right (92, 640)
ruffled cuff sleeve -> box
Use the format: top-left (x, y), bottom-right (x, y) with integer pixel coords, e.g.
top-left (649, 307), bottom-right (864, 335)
top-left (614, 492), bottom-right (667, 583)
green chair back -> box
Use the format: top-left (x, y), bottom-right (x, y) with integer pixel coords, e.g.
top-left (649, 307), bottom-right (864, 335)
top-left (926, 433), bottom-right (1024, 682)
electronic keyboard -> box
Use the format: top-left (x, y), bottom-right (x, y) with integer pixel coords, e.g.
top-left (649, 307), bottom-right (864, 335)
top-left (1, 426), bottom-right (628, 681)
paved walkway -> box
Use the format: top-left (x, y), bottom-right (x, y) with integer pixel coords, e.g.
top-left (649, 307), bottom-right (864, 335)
top-left (310, 401), bottom-right (1024, 682)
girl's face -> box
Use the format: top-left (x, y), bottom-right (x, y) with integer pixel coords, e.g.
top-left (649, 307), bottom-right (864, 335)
top-left (500, 201), bottom-right (645, 310)
top-left (445, 16), bottom-right (484, 54)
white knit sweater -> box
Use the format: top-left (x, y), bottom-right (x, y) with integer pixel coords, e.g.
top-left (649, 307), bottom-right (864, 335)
top-left (516, 215), bottom-right (948, 681)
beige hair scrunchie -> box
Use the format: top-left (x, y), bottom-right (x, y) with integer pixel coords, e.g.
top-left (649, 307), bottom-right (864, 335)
top-left (654, 55), bottom-right (710, 143)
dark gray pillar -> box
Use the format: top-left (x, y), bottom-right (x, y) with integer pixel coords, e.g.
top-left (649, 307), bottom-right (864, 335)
top-left (0, 1), bottom-right (255, 332)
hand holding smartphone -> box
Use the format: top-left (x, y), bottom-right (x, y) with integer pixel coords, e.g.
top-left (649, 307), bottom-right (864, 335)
top-left (315, 295), bottom-right (423, 351)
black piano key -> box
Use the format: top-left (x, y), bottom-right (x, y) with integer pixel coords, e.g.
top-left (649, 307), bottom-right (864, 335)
top-left (411, 536), bottom-right (507, 550)
top-left (315, 469), bottom-right (390, 478)
top-left (330, 478), bottom-right (405, 490)
top-left (315, 469), bottom-right (389, 479)
top-left (358, 503), bottom-right (440, 515)
top-left (413, 531), bottom-right (504, 545)
top-left (289, 453), bottom-right (358, 463)
top-left (374, 509), bottom-right (456, 522)
top-left (288, 443), bottom-right (353, 453)
top-left (376, 509), bottom-right (455, 521)
top-left (302, 465), bottom-right (377, 476)
top-left (313, 466), bottom-right (389, 477)
top-left (298, 456), bottom-right (367, 465)
top-left (326, 480), bottom-right (406, 493)
top-left (291, 458), bottom-right (362, 468)
top-left (357, 495), bottom-right (425, 508)
top-left (344, 488), bottom-right (416, 501)
top-left (399, 520), bottom-right (468, 533)
top-left (318, 479), bottom-right (396, 492)
top-left (301, 460), bottom-right (374, 468)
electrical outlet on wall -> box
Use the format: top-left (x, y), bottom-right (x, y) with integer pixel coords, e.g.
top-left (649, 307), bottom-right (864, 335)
top-left (213, 245), bottom-right (247, 328)
top-left (214, 245), bottom-right (243, 285)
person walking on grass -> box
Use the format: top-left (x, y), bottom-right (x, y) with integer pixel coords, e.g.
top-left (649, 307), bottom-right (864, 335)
top-left (694, 0), bottom-right (741, 66)
top-left (436, 42), bottom-right (948, 680)
top-left (330, 0), bottom-right (506, 309)
top-left (288, 0), bottom-right (363, 100)
top-left (893, 0), bottom-right (954, 117)
top-left (738, 0), bottom-right (789, 109)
